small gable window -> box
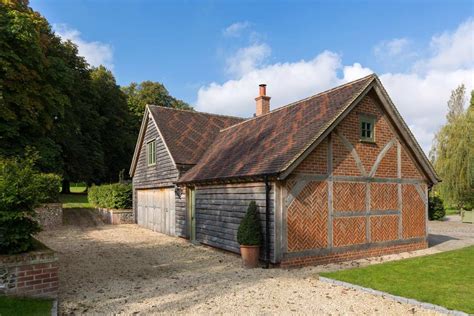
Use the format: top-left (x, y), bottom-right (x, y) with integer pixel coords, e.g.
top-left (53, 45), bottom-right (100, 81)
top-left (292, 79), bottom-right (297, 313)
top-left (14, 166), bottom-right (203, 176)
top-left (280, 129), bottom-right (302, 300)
top-left (360, 115), bottom-right (375, 142)
top-left (147, 140), bottom-right (156, 166)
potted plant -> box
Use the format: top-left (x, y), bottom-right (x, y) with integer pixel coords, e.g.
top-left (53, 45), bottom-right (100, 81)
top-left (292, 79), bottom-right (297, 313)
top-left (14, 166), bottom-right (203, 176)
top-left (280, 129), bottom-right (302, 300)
top-left (237, 201), bottom-right (262, 268)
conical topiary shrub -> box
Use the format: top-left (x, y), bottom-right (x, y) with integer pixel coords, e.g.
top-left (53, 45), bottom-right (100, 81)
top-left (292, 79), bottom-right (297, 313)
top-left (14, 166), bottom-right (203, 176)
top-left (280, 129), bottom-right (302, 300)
top-left (237, 201), bottom-right (262, 246)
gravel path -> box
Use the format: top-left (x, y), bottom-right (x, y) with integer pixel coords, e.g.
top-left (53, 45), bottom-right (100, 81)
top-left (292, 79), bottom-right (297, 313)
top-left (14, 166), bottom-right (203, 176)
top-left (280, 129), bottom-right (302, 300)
top-left (36, 212), bottom-right (467, 315)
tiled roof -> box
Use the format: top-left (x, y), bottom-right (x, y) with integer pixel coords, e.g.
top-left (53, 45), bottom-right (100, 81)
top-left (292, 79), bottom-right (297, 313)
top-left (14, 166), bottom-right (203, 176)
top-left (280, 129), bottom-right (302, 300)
top-left (178, 74), bottom-right (375, 183)
top-left (148, 106), bottom-right (244, 165)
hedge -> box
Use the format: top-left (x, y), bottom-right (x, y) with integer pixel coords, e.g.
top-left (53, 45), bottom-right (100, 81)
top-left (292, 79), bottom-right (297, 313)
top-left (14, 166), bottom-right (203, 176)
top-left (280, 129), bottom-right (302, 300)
top-left (429, 195), bottom-right (446, 220)
top-left (88, 183), bottom-right (132, 209)
top-left (36, 173), bottom-right (61, 203)
top-left (0, 158), bottom-right (41, 254)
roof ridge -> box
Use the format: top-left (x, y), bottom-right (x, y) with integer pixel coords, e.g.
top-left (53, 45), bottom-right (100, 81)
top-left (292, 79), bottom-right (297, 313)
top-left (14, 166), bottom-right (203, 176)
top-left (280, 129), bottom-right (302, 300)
top-left (219, 73), bottom-right (376, 132)
top-left (147, 104), bottom-right (245, 121)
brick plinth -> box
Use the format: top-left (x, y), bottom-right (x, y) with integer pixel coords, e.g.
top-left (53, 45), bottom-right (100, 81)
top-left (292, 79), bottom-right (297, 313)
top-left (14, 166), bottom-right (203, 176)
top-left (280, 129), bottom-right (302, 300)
top-left (280, 240), bottom-right (427, 268)
top-left (0, 243), bottom-right (59, 298)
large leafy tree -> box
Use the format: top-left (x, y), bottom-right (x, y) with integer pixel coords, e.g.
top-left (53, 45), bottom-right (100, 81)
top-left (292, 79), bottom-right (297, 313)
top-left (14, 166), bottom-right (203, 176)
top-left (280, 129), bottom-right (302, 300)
top-left (0, 0), bottom-right (65, 171)
top-left (122, 81), bottom-right (192, 130)
top-left (431, 85), bottom-right (474, 209)
top-left (91, 66), bottom-right (134, 183)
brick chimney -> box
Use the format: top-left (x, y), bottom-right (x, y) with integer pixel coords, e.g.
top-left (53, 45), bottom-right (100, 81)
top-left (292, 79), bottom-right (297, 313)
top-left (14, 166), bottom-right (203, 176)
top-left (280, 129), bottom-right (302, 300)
top-left (255, 84), bottom-right (271, 116)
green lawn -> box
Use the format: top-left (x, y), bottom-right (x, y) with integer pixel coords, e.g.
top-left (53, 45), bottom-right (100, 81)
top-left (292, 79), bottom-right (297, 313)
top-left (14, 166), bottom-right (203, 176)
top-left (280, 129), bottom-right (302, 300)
top-left (69, 183), bottom-right (87, 193)
top-left (320, 246), bottom-right (474, 313)
top-left (445, 208), bottom-right (460, 215)
top-left (0, 297), bottom-right (53, 316)
top-left (59, 193), bottom-right (91, 208)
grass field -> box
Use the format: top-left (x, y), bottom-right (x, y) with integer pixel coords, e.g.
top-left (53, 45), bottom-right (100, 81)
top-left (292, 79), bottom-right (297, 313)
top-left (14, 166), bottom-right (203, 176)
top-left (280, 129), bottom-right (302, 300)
top-left (69, 183), bottom-right (87, 193)
top-left (320, 246), bottom-right (474, 313)
top-left (445, 208), bottom-right (460, 215)
top-left (0, 297), bottom-right (52, 316)
top-left (59, 193), bottom-right (91, 208)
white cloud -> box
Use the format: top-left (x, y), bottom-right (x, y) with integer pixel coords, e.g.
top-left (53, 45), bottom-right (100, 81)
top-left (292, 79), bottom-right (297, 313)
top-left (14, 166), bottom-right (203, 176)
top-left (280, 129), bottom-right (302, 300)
top-left (225, 43), bottom-right (271, 77)
top-left (374, 38), bottom-right (411, 58)
top-left (197, 51), bottom-right (342, 117)
top-left (415, 18), bottom-right (474, 72)
top-left (196, 18), bottom-right (474, 154)
top-left (54, 24), bottom-right (114, 69)
top-left (222, 21), bottom-right (251, 37)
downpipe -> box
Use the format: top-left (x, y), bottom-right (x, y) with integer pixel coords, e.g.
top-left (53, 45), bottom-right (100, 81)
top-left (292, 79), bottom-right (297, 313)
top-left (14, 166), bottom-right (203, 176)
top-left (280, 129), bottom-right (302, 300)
top-left (263, 176), bottom-right (272, 269)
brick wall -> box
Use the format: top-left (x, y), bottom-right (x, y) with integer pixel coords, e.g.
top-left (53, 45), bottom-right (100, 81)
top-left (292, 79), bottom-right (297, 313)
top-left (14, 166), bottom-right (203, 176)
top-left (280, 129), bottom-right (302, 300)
top-left (284, 90), bottom-right (428, 266)
top-left (280, 241), bottom-right (427, 268)
top-left (0, 246), bottom-right (59, 298)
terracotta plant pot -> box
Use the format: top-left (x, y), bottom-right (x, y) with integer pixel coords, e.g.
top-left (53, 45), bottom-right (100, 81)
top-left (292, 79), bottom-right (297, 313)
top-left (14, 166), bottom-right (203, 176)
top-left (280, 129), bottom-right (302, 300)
top-left (240, 245), bottom-right (260, 268)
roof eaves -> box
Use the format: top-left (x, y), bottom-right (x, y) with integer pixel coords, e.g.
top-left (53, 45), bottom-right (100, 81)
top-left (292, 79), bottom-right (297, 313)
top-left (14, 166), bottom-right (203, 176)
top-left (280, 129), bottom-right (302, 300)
top-left (129, 106), bottom-right (150, 177)
top-left (372, 77), bottom-right (440, 184)
top-left (147, 105), bottom-right (178, 169)
top-left (219, 74), bottom-right (377, 133)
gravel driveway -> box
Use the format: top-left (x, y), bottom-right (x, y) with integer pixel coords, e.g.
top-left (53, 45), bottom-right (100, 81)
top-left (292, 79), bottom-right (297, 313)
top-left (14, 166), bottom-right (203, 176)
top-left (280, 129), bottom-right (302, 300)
top-left (37, 210), bottom-right (472, 315)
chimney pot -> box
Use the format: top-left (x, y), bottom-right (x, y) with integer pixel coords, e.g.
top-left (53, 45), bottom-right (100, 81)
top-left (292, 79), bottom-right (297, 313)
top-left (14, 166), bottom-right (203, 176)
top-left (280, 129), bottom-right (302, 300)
top-left (255, 84), bottom-right (270, 116)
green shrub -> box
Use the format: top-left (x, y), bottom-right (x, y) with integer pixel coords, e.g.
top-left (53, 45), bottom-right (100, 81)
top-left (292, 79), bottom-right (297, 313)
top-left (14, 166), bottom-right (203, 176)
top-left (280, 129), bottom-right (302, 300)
top-left (237, 201), bottom-right (262, 246)
top-left (429, 195), bottom-right (445, 220)
top-left (36, 173), bottom-right (61, 203)
top-left (0, 158), bottom-right (42, 254)
top-left (88, 183), bottom-right (132, 209)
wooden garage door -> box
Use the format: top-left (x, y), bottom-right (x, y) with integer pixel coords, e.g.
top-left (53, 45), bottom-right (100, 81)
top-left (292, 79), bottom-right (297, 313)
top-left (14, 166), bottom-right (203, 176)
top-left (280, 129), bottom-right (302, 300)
top-left (137, 188), bottom-right (175, 235)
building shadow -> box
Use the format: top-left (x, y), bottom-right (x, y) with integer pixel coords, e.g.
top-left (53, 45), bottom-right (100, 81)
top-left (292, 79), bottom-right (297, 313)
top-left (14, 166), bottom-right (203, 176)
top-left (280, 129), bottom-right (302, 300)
top-left (428, 233), bottom-right (458, 247)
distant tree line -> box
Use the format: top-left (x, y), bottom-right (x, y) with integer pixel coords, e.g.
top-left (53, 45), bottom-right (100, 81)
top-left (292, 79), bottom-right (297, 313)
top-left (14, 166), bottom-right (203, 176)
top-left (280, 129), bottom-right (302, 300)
top-left (0, 1), bottom-right (191, 192)
top-left (430, 85), bottom-right (474, 210)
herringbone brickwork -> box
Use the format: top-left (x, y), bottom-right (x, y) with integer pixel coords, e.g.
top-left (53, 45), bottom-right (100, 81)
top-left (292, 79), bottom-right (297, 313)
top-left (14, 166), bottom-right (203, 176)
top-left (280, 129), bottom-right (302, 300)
top-left (370, 183), bottom-right (398, 210)
top-left (402, 184), bottom-right (426, 238)
top-left (295, 138), bottom-right (328, 175)
top-left (283, 91), bottom-right (429, 266)
top-left (333, 217), bottom-right (366, 247)
top-left (374, 145), bottom-right (398, 178)
top-left (333, 182), bottom-right (366, 212)
top-left (401, 147), bottom-right (424, 180)
top-left (370, 215), bottom-right (398, 242)
top-left (287, 181), bottom-right (328, 252)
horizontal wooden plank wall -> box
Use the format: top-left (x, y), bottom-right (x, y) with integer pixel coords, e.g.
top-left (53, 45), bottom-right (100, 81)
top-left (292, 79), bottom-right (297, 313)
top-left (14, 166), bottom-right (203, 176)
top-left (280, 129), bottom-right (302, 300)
top-left (194, 182), bottom-right (276, 262)
top-left (175, 189), bottom-right (187, 237)
top-left (132, 116), bottom-right (178, 189)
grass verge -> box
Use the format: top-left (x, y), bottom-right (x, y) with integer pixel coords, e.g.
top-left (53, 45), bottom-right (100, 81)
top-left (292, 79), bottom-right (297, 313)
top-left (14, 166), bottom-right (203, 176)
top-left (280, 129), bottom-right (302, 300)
top-left (0, 296), bottom-right (53, 316)
top-left (59, 193), bottom-right (91, 208)
top-left (320, 246), bottom-right (474, 313)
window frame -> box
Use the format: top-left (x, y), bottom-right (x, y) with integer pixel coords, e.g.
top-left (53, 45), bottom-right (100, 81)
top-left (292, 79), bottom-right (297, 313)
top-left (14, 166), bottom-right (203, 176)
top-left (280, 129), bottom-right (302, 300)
top-left (359, 114), bottom-right (376, 143)
top-left (147, 139), bottom-right (157, 166)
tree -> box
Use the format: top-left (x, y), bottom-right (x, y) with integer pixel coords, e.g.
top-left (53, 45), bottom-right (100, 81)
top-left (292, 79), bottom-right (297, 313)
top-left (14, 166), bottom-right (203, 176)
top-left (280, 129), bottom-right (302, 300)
top-left (431, 85), bottom-right (474, 210)
top-left (122, 81), bottom-right (192, 131)
top-left (90, 66), bottom-right (135, 183)
top-left (0, 1), bottom-right (66, 171)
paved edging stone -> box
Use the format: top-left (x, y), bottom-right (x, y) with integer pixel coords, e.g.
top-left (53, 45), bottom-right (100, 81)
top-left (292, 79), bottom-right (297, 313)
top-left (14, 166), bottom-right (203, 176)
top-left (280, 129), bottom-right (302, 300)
top-left (318, 276), bottom-right (468, 316)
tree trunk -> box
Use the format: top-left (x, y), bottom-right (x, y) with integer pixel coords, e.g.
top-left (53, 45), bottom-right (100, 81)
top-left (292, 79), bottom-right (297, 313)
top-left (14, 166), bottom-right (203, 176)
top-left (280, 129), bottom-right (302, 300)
top-left (61, 179), bottom-right (70, 194)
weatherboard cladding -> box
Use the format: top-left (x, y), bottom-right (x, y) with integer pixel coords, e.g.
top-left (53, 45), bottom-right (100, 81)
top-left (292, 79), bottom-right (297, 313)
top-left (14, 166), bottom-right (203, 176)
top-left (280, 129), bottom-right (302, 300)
top-left (178, 75), bottom-right (374, 183)
top-left (132, 116), bottom-right (178, 188)
top-left (194, 182), bottom-right (276, 262)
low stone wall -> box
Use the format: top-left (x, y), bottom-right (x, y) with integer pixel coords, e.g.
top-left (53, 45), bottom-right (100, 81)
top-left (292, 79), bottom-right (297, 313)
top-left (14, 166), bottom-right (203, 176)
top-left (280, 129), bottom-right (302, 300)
top-left (97, 207), bottom-right (134, 225)
top-left (0, 243), bottom-right (59, 298)
top-left (35, 203), bottom-right (62, 230)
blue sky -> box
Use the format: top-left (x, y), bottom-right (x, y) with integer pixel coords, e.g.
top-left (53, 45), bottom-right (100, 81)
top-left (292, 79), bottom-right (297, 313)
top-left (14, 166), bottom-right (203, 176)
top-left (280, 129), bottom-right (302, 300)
top-left (30, 0), bottom-right (474, 152)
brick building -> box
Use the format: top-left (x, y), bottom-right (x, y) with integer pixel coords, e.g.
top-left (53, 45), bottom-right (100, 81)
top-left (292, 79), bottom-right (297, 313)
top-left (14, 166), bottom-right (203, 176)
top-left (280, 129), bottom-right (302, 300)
top-left (130, 74), bottom-right (439, 267)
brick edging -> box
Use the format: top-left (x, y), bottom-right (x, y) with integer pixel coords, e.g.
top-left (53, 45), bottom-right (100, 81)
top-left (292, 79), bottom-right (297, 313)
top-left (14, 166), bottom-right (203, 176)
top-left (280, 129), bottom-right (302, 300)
top-left (318, 276), bottom-right (468, 316)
